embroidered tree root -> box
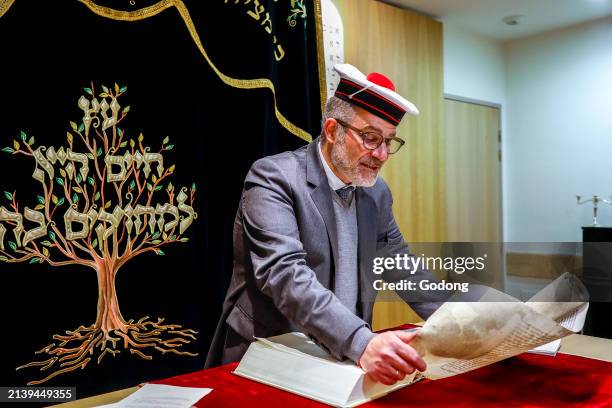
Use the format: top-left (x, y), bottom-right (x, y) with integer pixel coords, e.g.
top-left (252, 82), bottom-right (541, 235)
top-left (16, 317), bottom-right (198, 385)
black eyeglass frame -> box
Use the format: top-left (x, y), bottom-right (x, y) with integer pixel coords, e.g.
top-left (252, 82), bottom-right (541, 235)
top-left (334, 118), bottom-right (406, 154)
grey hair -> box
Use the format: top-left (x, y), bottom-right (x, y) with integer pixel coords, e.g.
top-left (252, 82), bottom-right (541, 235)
top-left (320, 96), bottom-right (356, 142)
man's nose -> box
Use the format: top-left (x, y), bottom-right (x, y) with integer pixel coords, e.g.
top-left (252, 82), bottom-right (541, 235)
top-left (371, 142), bottom-right (389, 162)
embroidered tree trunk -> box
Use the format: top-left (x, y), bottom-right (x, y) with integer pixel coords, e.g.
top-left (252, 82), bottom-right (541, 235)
top-left (95, 262), bottom-right (128, 335)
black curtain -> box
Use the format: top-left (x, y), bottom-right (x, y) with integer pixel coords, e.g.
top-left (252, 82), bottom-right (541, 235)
top-left (0, 0), bottom-right (321, 399)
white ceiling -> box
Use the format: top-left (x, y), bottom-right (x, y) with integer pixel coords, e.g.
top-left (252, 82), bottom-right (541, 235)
top-left (382, 0), bottom-right (612, 41)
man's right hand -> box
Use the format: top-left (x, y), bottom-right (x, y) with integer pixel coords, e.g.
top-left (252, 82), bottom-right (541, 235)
top-left (358, 330), bottom-right (426, 385)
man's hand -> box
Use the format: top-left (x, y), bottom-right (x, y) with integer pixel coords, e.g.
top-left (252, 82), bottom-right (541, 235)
top-left (359, 330), bottom-right (426, 385)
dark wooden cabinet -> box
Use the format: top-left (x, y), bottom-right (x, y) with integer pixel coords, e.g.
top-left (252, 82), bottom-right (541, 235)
top-left (582, 227), bottom-right (612, 339)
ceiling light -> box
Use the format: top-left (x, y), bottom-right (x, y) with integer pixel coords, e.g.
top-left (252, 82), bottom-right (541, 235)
top-left (502, 15), bottom-right (525, 26)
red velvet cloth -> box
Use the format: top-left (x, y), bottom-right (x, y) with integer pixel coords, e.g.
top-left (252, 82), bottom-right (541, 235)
top-left (152, 352), bottom-right (612, 407)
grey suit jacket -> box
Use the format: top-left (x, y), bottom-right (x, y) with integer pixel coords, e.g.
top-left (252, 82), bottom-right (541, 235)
top-left (205, 139), bottom-right (445, 368)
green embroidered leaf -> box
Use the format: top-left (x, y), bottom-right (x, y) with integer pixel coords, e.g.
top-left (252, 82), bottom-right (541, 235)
top-left (8, 241), bottom-right (16, 251)
top-left (20, 130), bottom-right (27, 141)
top-left (28, 136), bottom-right (35, 145)
top-left (41, 241), bottom-right (53, 247)
top-left (151, 231), bottom-right (161, 240)
top-left (76, 174), bottom-right (82, 184)
top-left (123, 106), bottom-right (130, 114)
top-left (120, 141), bottom-right (128, 148)
top-left (154, 185), bottom-right (163, 191)
top-left (102, 85), bottom-right (109, 93)
top-left (4, 191), bottom-right (13, 200)
top-left (151, 240), bottom-right (162, 245)
top-left (72, 193), bottom-right (79, 203)
top-left (78, 123), bottom-right (85, 133)
top-left (29, 257), bottom-right (41, 264)
top-left (88, 176), bottom-right (95, 186)
top-left (97, 148), bottom-right (103, 157)
top-left (191, 183), bottom-right (196, 192)
top-left (57, 197), bottom-right (65, 206)
top-left (166, 144), bottom-right (174, 150)
top-left (86, 153), bottom-right (94, 160)
top-left (92, 238), bottom-right (98, 248)
top-left (180, 237), bottom-right (189, 243)
top-left (49, 231), bottom-right (56, 241)
top-left (84, 87), bottom-right (93, 95)
top-left (1, 147), bottom-right (14, 154)
top-left (129, 180), bottom-right (136, 190)
top-left (55, 177), bottom-right (64, 188)
top-left (37, 195), bottom-right (45, 204)
top-left (120, 86), bottom-right (127, 93)
top-left (94, 192), bottom-right (100, 201)
top-left (155, 249), bottom-right (165, 256)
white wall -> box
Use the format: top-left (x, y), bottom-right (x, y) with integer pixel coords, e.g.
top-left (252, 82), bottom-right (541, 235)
top-left (443, 24), bottom-right (506, 105)
top-left (504, 17), bottom-right (612, 242)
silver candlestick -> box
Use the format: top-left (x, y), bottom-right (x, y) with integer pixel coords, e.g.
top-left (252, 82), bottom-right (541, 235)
top-left (576, 195), bottom-right (612, 227)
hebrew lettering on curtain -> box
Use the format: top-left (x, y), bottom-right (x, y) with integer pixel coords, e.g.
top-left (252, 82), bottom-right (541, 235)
top-left (0, 0), bottom-right (323, 397)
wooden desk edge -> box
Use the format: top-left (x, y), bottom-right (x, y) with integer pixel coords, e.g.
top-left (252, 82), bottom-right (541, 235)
top-left (51, 386), bottom-right (138, 408)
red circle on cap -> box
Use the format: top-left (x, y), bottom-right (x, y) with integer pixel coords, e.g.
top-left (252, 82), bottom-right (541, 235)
top-left (366, 72), bottom-right (395, 91)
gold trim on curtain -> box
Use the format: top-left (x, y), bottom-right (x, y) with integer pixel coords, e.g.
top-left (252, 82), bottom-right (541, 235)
top-left (0, 0), bottom-right (15, 18)
top-left (78, 0), bottom-right (318, 142)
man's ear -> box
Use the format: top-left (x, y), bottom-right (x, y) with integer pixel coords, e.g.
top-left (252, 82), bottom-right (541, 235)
top-left (323, 118), bottom-right (340, 144)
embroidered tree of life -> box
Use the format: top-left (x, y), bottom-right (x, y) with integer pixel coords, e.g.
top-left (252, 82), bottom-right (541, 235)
top-left (0, 83), bottom-right (198, 385)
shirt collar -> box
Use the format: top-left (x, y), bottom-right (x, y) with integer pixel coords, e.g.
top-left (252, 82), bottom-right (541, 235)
top-left (317, 140), bottom-right (350, 191)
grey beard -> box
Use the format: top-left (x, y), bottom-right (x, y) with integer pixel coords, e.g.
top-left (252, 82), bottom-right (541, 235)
top-left (330, 139), bottom-right (378, 187)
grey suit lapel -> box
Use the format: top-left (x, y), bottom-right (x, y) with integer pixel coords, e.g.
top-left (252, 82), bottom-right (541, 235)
top-left (306, 139), bottom-right (339, 268)
top-left (356, 187), bottom-right (378, 320)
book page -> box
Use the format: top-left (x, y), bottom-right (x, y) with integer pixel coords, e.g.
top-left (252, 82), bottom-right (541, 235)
top-left (411, 273), bottom-right (587, 379)
top-left (526, 272), bottom-right (589, 322)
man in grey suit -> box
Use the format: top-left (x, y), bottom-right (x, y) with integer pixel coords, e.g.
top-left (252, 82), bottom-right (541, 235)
top-left (206, 64), bottom-right (447, 385)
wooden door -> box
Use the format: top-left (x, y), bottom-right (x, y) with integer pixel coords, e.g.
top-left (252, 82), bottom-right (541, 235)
top-left (445, 98), bottom-right (502, 242)
top-left (445, 98), bottom-right (503, 291)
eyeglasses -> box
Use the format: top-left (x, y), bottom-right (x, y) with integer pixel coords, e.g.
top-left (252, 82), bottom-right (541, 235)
top-left (334, 119), bottom-right (405, 154)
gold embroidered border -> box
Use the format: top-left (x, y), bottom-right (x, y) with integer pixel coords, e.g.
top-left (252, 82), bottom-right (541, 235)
top-left (314, 0), bottom-right (327, 115)
top-left (0, 0), bottom-right (16, 18)
top-left (78, 0), bottom-right (313, 142)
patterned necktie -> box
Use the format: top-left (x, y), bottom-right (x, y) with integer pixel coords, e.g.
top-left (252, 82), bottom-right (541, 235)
top-left (335, 186), bottom-right (355, 202)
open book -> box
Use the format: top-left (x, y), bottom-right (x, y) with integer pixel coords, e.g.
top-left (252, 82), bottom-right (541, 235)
top-left (234, 272), bottom-right (588, 407)
top-left (234, 332), bottom-right (422, 407)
